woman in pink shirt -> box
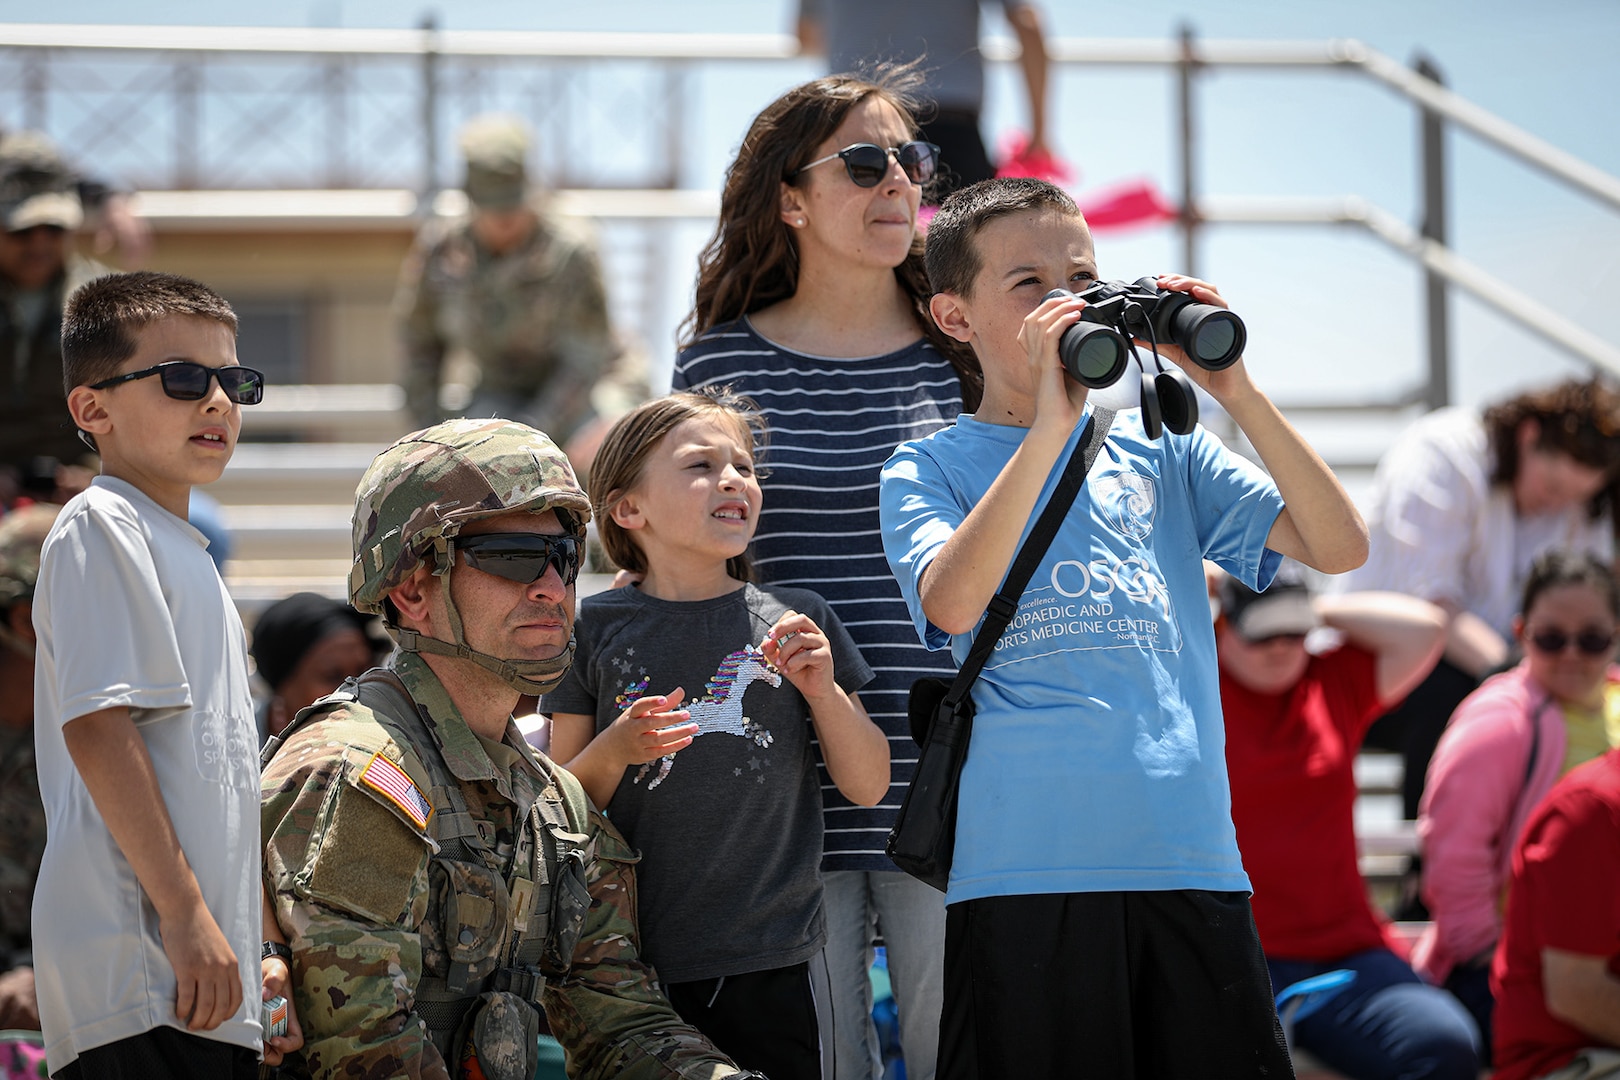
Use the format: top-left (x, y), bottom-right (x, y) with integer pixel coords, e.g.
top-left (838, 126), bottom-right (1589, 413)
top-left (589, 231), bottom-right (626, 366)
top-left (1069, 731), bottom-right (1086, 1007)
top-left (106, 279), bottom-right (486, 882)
top-left (1415, 550), bottom-right (1620, 1061)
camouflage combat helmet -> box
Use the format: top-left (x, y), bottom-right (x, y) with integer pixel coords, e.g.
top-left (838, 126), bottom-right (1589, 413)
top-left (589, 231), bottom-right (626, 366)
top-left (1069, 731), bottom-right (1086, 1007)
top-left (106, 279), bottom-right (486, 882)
top-left (0, 503), bottom-right (61, 656)
top-left (349, 418), bottom-right (590, 694)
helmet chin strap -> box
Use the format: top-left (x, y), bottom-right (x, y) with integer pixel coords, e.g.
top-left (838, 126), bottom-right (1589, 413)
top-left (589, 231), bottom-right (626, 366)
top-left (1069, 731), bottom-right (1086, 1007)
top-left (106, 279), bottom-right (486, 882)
top-left (390, 553), bottom-right (576, 697)
top-left (391, 625), bottom-right (576, 696)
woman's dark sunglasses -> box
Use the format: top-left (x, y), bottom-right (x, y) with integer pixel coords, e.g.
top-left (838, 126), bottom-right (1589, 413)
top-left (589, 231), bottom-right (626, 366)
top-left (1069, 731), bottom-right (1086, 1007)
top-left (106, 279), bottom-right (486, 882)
top-left (458, 533), bottom-right (581, 587)
top-left (90, 360), bottom-right (266, 406)
top-left (793, 141), bottom-right (941, 188)
top-left (1526, 626), bottom-right (1617, 656)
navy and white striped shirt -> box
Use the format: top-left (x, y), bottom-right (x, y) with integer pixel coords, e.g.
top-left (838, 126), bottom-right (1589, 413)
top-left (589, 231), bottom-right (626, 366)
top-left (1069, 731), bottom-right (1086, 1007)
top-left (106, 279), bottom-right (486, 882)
top-left (674, 318), bottom-right (963, 870)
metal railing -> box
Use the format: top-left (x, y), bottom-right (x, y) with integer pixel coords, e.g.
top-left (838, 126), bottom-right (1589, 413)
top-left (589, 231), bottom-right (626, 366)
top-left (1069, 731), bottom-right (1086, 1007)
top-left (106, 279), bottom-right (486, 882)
top-left (1, 23), bottom-right (1617, 404)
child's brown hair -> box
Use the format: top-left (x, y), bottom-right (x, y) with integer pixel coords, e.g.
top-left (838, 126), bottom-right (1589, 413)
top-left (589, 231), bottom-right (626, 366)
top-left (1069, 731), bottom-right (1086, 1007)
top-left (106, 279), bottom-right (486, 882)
top-left (62, 271), bottom-right (238, 394)
top-left (589, 387), bottom-right (768, 582)
top-left (924, 177), bottom-right (1087, 300)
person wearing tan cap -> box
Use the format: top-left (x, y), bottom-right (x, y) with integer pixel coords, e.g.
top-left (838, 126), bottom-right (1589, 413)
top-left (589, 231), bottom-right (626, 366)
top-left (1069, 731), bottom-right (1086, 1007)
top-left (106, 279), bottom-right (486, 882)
top-left (0, 133), bottom-right (110, 498)
top-left (1214, 564), bottom-right (1482, 1078)
top-left (394, 114), bottom-right (645, 474)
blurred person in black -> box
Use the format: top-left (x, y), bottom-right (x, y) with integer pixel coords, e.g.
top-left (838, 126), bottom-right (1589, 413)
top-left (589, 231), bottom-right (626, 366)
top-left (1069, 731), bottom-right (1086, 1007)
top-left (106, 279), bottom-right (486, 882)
top-left (0, 133), bottom-right (111, 507)
top-left (796, 0), bottom-right (1053, 198)
top-left (248, 592), bottom-right (392, 743)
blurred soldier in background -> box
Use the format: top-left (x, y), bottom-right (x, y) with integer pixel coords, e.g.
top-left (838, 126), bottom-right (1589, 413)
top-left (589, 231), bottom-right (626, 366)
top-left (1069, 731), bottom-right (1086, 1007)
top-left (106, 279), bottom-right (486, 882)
top-left (395, 115), bottom-right (646, 475)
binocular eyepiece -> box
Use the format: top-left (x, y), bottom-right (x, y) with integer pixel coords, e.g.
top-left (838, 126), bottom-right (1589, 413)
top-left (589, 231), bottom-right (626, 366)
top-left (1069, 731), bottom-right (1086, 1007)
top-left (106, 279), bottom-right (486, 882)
top-left (1045, 278), bottom-right (1247, 440)
top-left (1048, 277), bottom-right (1246, 390)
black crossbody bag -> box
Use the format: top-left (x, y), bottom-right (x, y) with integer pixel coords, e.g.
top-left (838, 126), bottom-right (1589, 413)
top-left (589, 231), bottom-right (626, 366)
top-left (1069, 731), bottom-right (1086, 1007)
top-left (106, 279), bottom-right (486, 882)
top-left (886, 408), bottom-right (1115, 892)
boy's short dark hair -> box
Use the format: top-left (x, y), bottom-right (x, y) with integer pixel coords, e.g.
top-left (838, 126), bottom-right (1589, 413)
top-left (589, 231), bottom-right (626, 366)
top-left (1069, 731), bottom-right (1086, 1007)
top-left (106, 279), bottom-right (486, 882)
top-left (61, 271), bottom-right (238, 395)
top-left (925, 177), bottom-right (1086, 299)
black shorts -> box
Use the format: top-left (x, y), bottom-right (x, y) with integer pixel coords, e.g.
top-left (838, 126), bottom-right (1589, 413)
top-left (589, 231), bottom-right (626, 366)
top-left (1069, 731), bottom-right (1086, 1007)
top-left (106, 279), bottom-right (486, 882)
top-left (52, 1026), bottom-right (258, 1080)
top-left (940, 889), bottom-right (1294, 1080)
top-left (665, 955), bottom-right (832, 1080)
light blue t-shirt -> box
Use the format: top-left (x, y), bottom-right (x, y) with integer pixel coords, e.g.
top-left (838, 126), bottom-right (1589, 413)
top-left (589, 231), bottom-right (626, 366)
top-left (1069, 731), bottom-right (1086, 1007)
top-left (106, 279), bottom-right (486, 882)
top-left (879, 407), bottom-right (1284, 904)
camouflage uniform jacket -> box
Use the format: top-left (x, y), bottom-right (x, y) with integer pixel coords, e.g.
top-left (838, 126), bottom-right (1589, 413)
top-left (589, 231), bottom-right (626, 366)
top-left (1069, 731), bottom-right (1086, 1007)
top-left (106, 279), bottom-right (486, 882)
top-left (0, 719), bottom-right (42, 971)
top-left (394, 209), bottom-right (645, 440)
top-left (261, 651), bottom-right (751, 1080)
top-left (0, 253), bottom-right (108, 470)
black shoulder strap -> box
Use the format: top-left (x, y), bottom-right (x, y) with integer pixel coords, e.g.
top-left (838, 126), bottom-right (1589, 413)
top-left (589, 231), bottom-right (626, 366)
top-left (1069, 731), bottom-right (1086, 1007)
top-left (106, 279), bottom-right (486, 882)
top-left (946, 407), bottom-right (1115, 707)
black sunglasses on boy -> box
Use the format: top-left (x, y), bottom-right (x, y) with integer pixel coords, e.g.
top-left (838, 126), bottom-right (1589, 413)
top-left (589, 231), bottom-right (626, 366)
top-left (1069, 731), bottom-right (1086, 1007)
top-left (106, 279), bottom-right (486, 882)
top-left (458, 533), bottom-right (582, 587)
top-left (792, 141), bottom-right (941, 188)
top-left (90, 360), bottom-right (266, 406)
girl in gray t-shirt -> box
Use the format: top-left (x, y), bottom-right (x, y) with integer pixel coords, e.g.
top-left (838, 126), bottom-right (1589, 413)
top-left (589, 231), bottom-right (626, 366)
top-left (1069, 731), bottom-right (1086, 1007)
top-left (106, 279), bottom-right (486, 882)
top-left (544, 390), bottom-right (885, 1080)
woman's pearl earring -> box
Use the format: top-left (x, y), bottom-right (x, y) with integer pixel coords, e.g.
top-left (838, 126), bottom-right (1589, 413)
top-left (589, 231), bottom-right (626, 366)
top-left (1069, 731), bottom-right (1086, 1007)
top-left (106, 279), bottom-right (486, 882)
top-left (795, 218), bottom-right (806, 227)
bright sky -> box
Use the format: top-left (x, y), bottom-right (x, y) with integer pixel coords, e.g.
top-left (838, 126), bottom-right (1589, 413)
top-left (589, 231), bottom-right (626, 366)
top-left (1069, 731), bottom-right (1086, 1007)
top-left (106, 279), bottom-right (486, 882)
top-left (7, 0), bottom-right (1619, 413)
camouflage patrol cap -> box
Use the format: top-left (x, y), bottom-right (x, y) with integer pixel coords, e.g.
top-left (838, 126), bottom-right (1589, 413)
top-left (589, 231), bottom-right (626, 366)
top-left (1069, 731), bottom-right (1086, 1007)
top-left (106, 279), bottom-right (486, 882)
top-left (0, 132), bottom-right (83, 232)
top-left (349, 418), bottom-right (590, 614)
top-left (0, 503), bottom-right (60, 607)
top-left (458, 114), bottom-right (531, 210)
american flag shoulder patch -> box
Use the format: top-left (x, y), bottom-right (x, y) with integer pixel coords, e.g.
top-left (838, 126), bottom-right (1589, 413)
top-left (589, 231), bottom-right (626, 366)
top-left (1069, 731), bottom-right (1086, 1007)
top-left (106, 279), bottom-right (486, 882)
top-left (359, 751), bottom-right (432, 830)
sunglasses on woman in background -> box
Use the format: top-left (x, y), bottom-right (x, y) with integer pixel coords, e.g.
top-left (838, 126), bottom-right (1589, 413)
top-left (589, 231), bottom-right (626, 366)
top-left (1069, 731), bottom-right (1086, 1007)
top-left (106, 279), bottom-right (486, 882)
top-left (1525, 626), bottom-right (1618, 656)
top-left (793, 141), bottom-right (941, 188)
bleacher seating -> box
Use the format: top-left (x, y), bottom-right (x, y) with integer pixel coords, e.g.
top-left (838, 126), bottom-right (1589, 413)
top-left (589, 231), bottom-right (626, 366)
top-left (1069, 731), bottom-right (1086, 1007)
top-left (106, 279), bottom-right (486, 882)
top-left (216, 389), bottom-right (613, 611)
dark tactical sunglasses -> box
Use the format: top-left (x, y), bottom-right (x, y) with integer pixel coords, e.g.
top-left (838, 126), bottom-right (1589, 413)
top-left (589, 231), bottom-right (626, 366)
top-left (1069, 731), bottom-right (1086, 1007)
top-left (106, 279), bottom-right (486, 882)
top-left (793, 141), bottom-right (941, 188)
top-left (458, 533), bottom-right (581, 587)
top-left (90, 360), bottom-right (266, 406)
top-left (1525, 626), bottom-right (1617, 657)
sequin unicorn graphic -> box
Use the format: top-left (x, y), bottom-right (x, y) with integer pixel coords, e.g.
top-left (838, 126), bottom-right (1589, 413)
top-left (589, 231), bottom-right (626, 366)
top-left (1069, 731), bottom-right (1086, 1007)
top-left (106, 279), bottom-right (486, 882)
top-left (630, 646), bottom-right (780, 790)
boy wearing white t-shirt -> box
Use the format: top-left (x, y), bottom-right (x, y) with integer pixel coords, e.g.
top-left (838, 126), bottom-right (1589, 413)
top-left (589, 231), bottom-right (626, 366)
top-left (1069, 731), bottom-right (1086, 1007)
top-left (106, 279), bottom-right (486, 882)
top-left (30, 272), bottom-right (274, 1078)
top-left (879, 179), bottom-right (1370, 1077)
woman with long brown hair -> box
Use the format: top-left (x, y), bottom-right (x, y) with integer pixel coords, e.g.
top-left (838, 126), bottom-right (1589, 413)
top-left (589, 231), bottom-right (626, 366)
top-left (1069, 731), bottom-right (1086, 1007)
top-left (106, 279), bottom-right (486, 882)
top-left (672, 69), bottom-right (978, 1080)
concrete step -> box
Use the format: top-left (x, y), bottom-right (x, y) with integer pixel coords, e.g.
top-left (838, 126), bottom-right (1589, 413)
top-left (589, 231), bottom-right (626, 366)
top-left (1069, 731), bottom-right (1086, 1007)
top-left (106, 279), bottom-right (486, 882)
top-left (220, 504), bottom-right (353, 560)
top-left (244, 383), bottom-right (411, 441)
top-left (205, 441), bottom-right (388, 504)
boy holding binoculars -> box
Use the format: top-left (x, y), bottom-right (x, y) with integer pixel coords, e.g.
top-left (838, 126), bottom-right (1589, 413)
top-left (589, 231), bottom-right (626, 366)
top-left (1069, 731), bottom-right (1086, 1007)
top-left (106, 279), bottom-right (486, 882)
top-left (879, 177), bottom-right (1367, 1078)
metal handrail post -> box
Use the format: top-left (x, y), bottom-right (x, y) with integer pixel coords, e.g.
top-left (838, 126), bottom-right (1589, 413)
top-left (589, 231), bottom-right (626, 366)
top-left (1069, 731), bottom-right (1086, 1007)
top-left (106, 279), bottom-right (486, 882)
top-left (662, 62), bottom-right (686, 190)
top-left (324, 56), bottom-right (349, 189)
top-left (419, 14), bottom-right (440, 210)
top-left (1176, 23), bottom-right (1199, 277)
top-left (1415, 53), bottom-right (1450, 410)
top-left (174, 56), bottom-right (199, 191)
top-left (22, 47), bottom-right (46, 131)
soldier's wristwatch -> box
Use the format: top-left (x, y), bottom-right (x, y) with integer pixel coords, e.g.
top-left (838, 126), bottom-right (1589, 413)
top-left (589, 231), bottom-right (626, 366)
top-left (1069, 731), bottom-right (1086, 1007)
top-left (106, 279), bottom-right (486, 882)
top-left (262, 941), bottom-right (293, 963)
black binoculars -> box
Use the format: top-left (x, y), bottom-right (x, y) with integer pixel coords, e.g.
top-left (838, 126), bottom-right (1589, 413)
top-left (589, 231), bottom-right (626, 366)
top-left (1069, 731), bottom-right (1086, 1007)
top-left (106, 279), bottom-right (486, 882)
top-left (1045, 278), bottom-right (1248, 439)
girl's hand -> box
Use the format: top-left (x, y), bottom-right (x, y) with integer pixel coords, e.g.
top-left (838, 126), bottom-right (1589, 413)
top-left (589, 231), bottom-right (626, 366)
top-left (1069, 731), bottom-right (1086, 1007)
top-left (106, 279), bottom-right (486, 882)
top-left (607, 687), bottom-right (698, 764)
top-left (762, 612), bottom-right (837, 703)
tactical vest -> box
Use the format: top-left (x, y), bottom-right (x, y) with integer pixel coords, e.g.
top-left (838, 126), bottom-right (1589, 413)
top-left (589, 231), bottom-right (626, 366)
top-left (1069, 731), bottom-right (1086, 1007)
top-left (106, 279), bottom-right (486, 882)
top-left (262, 669), bottom-right (595, 1061)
